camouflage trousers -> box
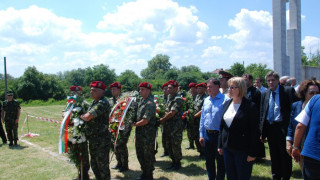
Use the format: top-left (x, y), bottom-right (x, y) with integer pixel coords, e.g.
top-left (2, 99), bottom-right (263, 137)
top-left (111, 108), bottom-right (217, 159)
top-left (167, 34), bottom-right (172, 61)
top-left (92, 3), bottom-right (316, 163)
top-left (88, 135), bottom-right (111, 180)
top-left (194, 118), bottom-right (204, 154)
top-left (5, 121), bottom-right (18, 142)
top-left (165, 129), bottom-right (183, 163)
top-left (135, 136), bottom-right (156, 176)
top-left (161, 124), bottom-right (169, 154)
top-left (114, 137), bottom-right (129, 168)
top-left (186, 117), bottom-right (196, 145)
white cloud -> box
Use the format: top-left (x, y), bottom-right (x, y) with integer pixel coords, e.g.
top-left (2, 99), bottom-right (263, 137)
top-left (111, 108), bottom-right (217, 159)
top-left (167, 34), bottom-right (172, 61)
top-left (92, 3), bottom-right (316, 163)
top-left (226, 9), bottom-right (273, 66)
top-left (201, 46), bottom-right (225, 58)
top-left (302, 36), bottom-right (320, 54)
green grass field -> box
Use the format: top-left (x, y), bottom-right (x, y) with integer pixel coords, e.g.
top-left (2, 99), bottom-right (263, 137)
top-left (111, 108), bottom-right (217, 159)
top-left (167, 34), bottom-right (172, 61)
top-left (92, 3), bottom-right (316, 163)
top-left (0, 105), bottom-right (302, 180)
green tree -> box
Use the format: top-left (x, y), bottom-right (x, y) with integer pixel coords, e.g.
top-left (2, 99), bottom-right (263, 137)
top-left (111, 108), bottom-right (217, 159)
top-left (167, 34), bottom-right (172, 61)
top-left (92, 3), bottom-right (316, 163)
top-left (140, 54), bottom-right (172, 79)
top-left (116, 70), bottom-right (141, 92)
top-left (84, 64), bottom-right (116, 97)
top-left (17, 66), bottom-right (65, 100)
top-left (245, 63), bottom-right (271, 84)
top-left (177, 72), bottom-right (204, 90)
top-left (64, 68), bottom-right (86, 86)
top-left (164, 67), bottom-right (179, 80)
top-left (228, 62), bottom-right (245, 77)
top-left (180, 65), bottom-right (201, 73)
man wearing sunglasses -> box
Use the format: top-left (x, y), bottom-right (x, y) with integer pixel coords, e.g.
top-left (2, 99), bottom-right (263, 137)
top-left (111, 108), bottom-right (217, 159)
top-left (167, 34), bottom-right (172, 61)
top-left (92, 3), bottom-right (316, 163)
top-left (1, 91), bottom-right (21, 146)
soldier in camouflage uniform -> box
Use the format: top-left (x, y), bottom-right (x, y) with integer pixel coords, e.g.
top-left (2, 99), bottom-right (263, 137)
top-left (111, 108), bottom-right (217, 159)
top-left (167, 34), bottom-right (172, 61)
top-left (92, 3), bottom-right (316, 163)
top-left (66, 86), bottom-right (90, 180)
top-left (132, 82), bottom-right (156, 180)
top-left (160, 80), bottom-right (184, 170)
top-left (1, 91), bottom-right (21, 146)
top-left (0, 100), bottom-right (7, 144)
top-left (160, 82), bottom-right (169, 157)
top-left (185, 82), bottom-right (197, 150)
top-left (80, 81), bottom-right (111, 180)
top-left (193, 83), bottom-right (208, 158)
top-left (109, 82), bottom-right (135, 172)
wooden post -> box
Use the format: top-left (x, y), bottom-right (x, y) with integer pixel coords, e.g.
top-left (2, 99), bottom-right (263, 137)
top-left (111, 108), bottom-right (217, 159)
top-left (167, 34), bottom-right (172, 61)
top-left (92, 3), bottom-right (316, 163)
top-left (4, 57), bottom-right (8, 100)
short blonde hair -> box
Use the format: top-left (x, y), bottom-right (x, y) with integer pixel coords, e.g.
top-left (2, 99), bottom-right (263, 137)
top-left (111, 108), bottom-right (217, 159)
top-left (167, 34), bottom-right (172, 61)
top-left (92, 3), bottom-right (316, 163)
top-left (228, 77), bottom-right (247, 98)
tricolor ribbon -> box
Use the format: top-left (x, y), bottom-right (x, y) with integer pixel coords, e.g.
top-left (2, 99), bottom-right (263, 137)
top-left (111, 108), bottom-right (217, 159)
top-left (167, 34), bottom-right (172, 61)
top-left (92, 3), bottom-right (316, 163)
top-left (59, 104), bottom-right (74, 154)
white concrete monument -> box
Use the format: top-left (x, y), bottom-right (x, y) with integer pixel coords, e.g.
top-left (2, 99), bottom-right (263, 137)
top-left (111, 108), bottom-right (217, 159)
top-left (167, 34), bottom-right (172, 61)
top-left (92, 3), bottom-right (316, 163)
top-left (273, 0), bottom-right (302, 83)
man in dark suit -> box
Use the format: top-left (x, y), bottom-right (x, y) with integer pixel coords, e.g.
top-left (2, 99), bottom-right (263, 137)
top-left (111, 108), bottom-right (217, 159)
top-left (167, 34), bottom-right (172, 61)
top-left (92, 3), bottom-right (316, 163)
top-left (260, 71), bottom-right (298, 180)
top-left (243, 73), bottom-right (265, 158)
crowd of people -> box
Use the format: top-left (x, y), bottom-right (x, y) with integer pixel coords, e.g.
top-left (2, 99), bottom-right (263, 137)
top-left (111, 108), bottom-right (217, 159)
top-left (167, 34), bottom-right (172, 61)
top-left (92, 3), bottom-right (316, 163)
top-left (1, 70), bottom-right (320, 180)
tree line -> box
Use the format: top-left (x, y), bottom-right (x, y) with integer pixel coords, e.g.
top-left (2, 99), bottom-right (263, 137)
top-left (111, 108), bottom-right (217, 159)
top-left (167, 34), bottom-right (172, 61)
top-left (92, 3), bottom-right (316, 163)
top-left (2, 46), bottom-right (319, 102)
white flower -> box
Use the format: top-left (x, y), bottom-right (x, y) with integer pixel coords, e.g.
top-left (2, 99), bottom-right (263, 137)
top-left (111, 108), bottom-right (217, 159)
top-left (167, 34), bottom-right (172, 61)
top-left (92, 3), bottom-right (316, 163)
top-left (73, 107), bottom-right (82, 113)
top-left (73, 118), bottom-right (80, 126)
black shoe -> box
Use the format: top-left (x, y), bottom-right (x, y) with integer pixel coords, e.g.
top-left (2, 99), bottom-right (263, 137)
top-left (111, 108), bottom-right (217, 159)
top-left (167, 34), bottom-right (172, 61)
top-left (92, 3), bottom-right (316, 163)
top-left (166, 163), bottom-right (175, 170)
top-left (118, 167), bottom-right (129, 172)
top-left (112, 163), bottom-right (122, 169)
top-left (9, 142), bottom-right (13, 146)
top-left (14, 140), bottom-right (18, 146)
top-left (173, 163), bottom-right (181, 171)
top-left (160, 152), bottom-right (168, 157)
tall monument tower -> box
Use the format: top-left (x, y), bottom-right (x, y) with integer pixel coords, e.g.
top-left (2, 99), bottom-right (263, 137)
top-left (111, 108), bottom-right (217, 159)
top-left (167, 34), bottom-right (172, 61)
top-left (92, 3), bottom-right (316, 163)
top-left (273, 0), bottom-right (302, 82)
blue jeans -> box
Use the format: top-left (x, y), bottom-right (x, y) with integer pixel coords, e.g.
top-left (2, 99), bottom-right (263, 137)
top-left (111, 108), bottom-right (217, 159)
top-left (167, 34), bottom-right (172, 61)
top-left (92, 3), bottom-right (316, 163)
top-left (303, 156), bottom-right (320, 180)
top-left (204, 130), bottom-right (225, 180)
top-left (223, 148), bottom-right (253, 180)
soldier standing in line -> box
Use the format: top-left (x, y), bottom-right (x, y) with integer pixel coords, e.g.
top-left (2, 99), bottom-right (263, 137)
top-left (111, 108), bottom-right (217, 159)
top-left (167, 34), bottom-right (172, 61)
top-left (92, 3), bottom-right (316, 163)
top-left (193, 83), bottom-right (208, 158)
top-left (80, 81), bottom-right (111, 180)
top-left (0, 100), bottom-right (7, 144)
top-left (132, 82), bottom-right (157, 180)
top-left (185, 82), bottom-right (197, 150)
top-left (1, 91), bottom-right (20, 146)
top-left (160, 80), bottom-right (184, 170)
top-left (109, 82), bottom-right (134, 172)
top-left (160, 82), bottom-right (169, 157)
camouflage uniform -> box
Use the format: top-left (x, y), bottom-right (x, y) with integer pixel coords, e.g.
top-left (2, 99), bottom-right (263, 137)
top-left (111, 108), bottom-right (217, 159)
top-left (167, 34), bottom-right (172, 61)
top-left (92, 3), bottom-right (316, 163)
top-left (67, 96), bottom-right (90, 179)
top-left (185, 92), bottom-right (196, 149)
top-left (161, 95), bottom-right (169, 155)
top-left (135, 94), bottom-right (157, 178)
top-left (193, 93), bottom-right (208, 154)
top-left (0, 102), bottom-right (7, 144)
top-left (164, 93), bottom-right (184, 166)
top-left (2, 99), bottom-right (20, 144)
top-left (85, 96), bottom-right (111, 180)
top-left (109, 96), bottom-right (136, 170)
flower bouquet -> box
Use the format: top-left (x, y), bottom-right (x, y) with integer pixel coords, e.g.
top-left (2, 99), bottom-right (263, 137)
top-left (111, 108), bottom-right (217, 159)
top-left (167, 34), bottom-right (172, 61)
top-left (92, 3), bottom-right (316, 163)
top-left (109, 91), bottom-right (138, 150)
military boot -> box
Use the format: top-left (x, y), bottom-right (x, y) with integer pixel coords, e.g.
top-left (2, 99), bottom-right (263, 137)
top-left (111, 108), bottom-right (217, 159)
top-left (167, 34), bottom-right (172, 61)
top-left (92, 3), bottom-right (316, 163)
top-left (135, 173), bottom-right (145, 180)
top-left (118, 165), bottom-right (129, 172)
top-left (14, 140), bottom-right (18, 146)
top-left (173, 162), bottom-right (181, 171)
top-left (9, 141), bottom-right (13, 146)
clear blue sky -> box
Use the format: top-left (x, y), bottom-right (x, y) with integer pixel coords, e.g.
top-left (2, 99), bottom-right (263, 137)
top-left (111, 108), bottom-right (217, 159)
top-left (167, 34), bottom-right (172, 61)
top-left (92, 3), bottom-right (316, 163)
top-left (0, 0), bottom-right (319, 77)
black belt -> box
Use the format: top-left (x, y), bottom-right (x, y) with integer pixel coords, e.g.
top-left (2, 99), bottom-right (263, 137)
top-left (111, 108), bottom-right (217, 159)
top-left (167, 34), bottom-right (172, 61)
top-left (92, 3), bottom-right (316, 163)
top-left (206, 129), bottom-right (219, 134)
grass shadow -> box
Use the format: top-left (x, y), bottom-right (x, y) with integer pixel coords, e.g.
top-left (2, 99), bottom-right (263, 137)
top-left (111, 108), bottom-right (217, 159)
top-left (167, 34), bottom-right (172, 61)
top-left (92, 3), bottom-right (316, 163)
top-left (291, 168), bottom-right (302, 179)
top-left (9, 145), bottom-right (28, 150)
top-left (254, 158), bottom-right (271, 166)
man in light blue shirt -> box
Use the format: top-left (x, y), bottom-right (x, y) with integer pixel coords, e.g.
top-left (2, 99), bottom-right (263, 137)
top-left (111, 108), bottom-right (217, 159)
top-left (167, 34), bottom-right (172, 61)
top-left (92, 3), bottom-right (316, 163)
top-left (199, 78), bottom-right (228, 180)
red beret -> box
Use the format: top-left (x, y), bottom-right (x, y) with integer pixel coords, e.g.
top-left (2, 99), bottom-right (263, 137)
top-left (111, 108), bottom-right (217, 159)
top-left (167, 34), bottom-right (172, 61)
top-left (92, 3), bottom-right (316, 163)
top-left (110, 82), bottom-right (122, 89)
top-left (139, 82), bottom-right (152, 90)
top-left (196, 83), bottom-right (207, 88)
top-left (188, 82), bottom-right (197, 88)
top-left (90, 81), bottom-right (107, 90)
top-left (69, 86), bottom-right (82, 91)
top-left (219, 70), bottom-right (233, 79)
top-left (167, 80), bottom-right (179, 87)
top-left (161, 82), bottom-right (169, 89)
